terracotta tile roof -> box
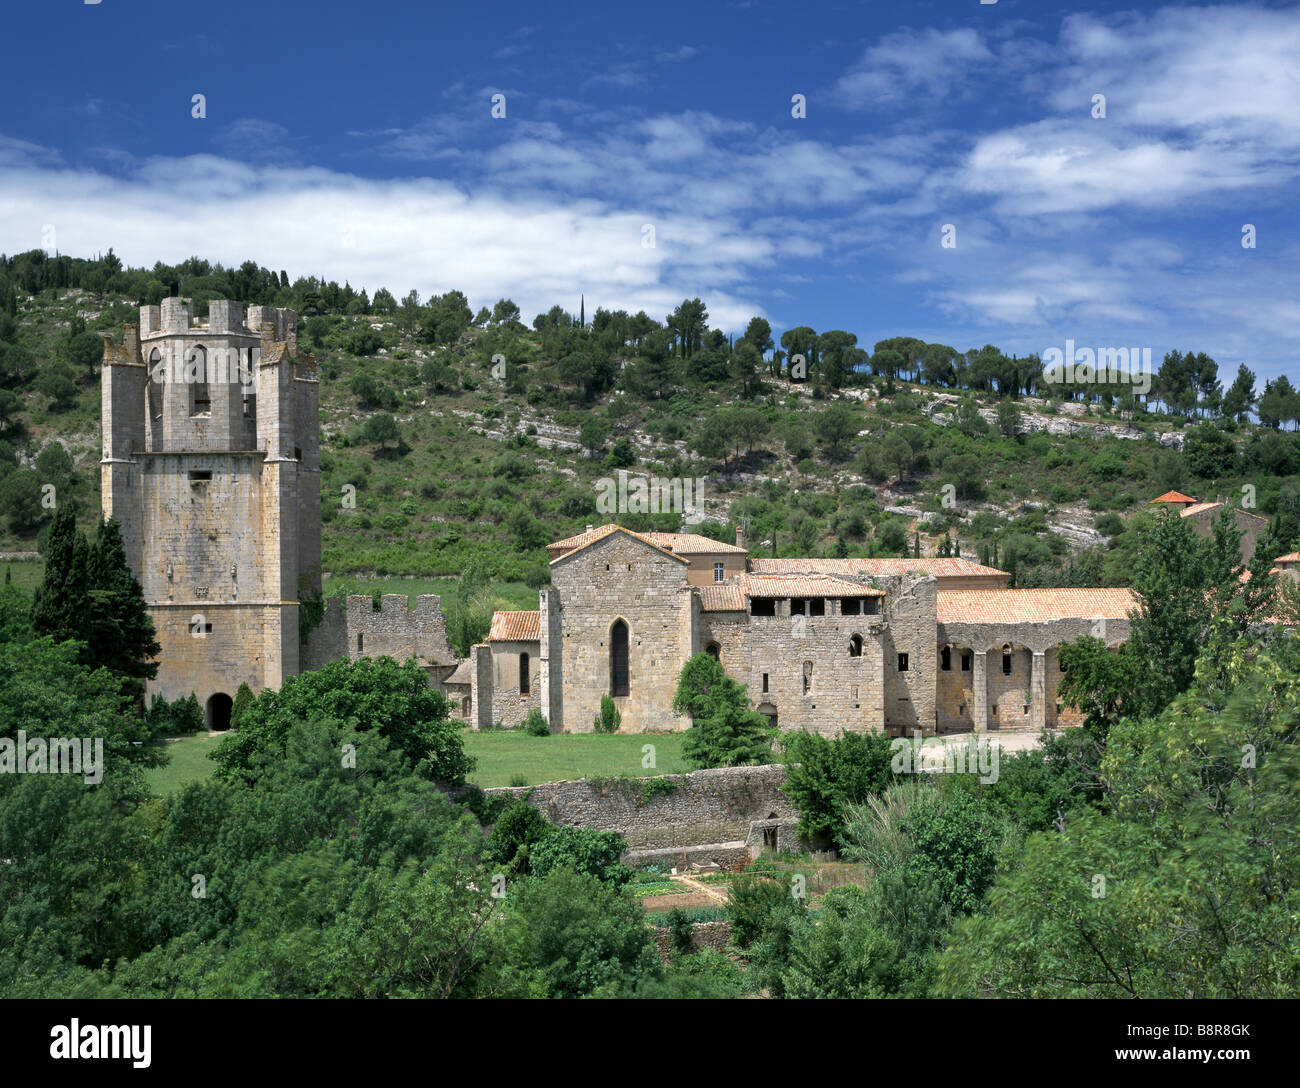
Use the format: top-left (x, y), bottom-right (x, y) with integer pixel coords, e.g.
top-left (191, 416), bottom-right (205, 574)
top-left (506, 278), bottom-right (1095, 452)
top-left (936, 588), bottom-right (1138, 624)
top-left (1150, 491), bottom-right (1199, 504)
top-left (549, 525), bottom-right (745, 556)
top-left (748, 557), bottom-right (1008, 579)
top-left (699, 585), bottom-right (746, 612)
top-left (1275, 553), bottom-right (1300, 563)
top-left (488, 610), bottom-right (540, 642)
top-left (443, 659), bottom-right (474, 686)
top-left (547, 525), bottom-right (688, 565)
top-left (741, 574), bottom-right (886, 599)
top-left (1180, 501), bottom-right (1222, 518)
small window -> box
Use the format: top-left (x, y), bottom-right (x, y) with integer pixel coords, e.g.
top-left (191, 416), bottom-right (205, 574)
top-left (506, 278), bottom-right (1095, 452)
top-left (190, 620), bottom-right (212, 636)
top-left (959, 705), bottom-right (965, 715)
top-left (189, 470), bottom-right (212, 484)
top-left (941, 647), bottom-right (952, 671)
top-left (713, 562), bottom-right (724, 583)
top-left (751, 598), bottom-right (776, 616)
top-left (961, 652), bottom-right (972, 672)
top-left (1003, 653), bottom-right (1012, 675)
top-left (898, 653), bottom-right (909, 672)
top-left (1056, 702), bottom-right (1063, 714)
top-left (706, 643), bottom-right (720, 660)
top-left (802, 661), bottom-right (813, 694)
top-left (243, 395), bottom-right (253, 419)
top-left (864, 598), bottom-right (879, 615)
top-left (848, 634), bottom-right (863, 658)
top-left (761, 672), bottom-right (769, 694)
top-left (841, 598), bottom-right (861, 616)
top-left (809, 598), bottom-right (825, 616)
top-left (294, 446), bottom-right (302, 461)
top-left (519, 652), bottom-right (530, 696)
top-left (357, 633), bottom-right (364, 652)
top-left (791, 598), bottom-right (807, 616)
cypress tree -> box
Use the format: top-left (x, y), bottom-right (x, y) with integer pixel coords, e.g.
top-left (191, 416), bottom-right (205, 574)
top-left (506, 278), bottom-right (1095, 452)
top-left (87, 517), bottom-right (159, 692)
top-left (30, 505), bottom-right (91, 649)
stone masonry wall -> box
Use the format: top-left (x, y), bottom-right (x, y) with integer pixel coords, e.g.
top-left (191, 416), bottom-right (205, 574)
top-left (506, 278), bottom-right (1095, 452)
top-left (550, 531), bottom-right (694, 732)
top-left (485, 764), bottom-right (794, 851)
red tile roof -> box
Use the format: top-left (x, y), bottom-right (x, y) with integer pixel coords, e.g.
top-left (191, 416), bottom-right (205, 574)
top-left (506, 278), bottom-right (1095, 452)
top-left (937, 588), bottom-right (1138, 624)
top-left (741, 574), bottom-right (885, 599)
top-left (699, 585), bottom-right (746, 612)
top-left (1275, 553), bottom-right (1300, 563)
top-left (748, 557), bottom-right (1007, 579)
top-left (1180, 501), bottom-right (1222, 518)
top-left (1150, 491), bottom-right (1199, 504)
top-left (549, 524), bottom-right (745, 556)
top-left (488, 610), bottom-right (540, 642)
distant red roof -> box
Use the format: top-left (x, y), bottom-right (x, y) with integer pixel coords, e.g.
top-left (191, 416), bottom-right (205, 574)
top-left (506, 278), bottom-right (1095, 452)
top-left (548, 524), bottom-right (745, 557)
top-left (741, 574), bottom-right (885, 599)
top-left (488, 610), bottom-right (540, 642)
top-left (1150, 491), bottom-right (1199, 504)
top-left (748, 557), bottom-right (1007, 580)
top-left (937, 588), bottom-right (1138, 624)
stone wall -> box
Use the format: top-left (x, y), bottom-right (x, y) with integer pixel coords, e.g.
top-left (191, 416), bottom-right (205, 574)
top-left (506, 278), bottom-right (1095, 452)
top-left (486, 638), bottom-right (542, 727)
top-left (485, 763), bottom-right (795, 853)
top-left (880, 575), bottom-right (938, 735)
top-left (302, 594), bottom-right (457, 685)
top-left (702, 597), bottom-right (888, 735)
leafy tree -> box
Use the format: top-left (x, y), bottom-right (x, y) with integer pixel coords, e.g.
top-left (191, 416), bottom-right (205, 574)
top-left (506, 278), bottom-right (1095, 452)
top-left (506, 868), bottom-right (659, 998)
top-left (780, 729), bottom-right (895, 849)
top-left (484, 800), bottom-right (552, 874)
top-left (360, 413), bottom-right (400, 451)
top-left (814, 401), bottom-right (858, 462)
top-left (527, 826), bottom-right (632, 887)
top-left (212, 656), bottom-right (472, 786)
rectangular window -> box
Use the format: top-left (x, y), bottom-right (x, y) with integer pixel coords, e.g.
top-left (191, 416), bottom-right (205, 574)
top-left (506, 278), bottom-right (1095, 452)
top-left (357, 633), bottom-right (364, 652)
top-left (190, 620), bottom-right (212, 636)
top-left (897, 653), bottom-right (909, 672)
top-left (189, 470), bottom-right (212, 483)
top-left (790, 598), bottom-right (807, 616)
top-left (864, 599), bottom-right (879, 615)
top-left (961, 652), bottom-right (972, 672)
top-left (761, 673), bottom-right (769, 693)
top-left (841, 598), bottom-right (861, 616)
top-left (713, 562), bottom-right (724, 583)
top-left (941, 647), bottom-right (952, 671)
top-left (809, 598), bottom-right (825, 616)
top-left (751, 598), bottom-right (776, 616)
top-left (1002, 653), bottom-right (1012, 675)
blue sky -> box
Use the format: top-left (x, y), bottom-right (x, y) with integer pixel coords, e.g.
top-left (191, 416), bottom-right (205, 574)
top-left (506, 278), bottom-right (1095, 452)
top-left (2, 0), bottom-right (1298, 379)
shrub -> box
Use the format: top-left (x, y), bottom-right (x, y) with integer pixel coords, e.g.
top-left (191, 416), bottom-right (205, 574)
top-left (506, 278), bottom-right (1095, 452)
top-left (593, 694), bottom-right (621, 734)
top-left (524, 709), bottom-right (550, 737)
top-left (528, 825), bottom-right (632, 887)
top-left (145, 692), bottom-right (204, 738)
top-left (483, 800), bottom-right (551, 873)
top-left (665, 908), bottom-right (695, 958)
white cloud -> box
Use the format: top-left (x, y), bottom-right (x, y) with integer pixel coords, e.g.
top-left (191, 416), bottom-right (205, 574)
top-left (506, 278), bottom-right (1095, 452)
top-left (834, 27), bottom-right (993, 108)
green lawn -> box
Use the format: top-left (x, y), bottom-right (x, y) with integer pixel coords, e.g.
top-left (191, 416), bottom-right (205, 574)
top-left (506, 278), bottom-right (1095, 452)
top-left (463, 729), bottom-right (692, 787)
top-left (143, 732), bottom-right (225, 795)
top-left (141, 726), bottom-right (695, 794)
top-left (2, 559), bottom-right (43, 593)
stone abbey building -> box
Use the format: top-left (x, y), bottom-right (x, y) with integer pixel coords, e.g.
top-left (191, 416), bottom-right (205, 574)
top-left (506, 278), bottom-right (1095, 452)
top-left (105, 304), bottom-right (1268, 737)
top-left (470, 525), bottom-right (1138, 736)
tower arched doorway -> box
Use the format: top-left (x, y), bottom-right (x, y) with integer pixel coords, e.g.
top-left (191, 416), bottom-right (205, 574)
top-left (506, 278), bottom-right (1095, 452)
top-left (206, 692), bottom-right (233, 731)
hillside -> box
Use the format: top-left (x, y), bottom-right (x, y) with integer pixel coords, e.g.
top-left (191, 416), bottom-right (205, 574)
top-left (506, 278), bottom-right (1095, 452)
top-left (2, 251), bottom-right (1299, 603)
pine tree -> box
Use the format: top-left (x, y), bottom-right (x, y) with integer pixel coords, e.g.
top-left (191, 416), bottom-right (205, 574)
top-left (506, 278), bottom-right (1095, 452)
top-left (231, 681), bottom-right (255, 730)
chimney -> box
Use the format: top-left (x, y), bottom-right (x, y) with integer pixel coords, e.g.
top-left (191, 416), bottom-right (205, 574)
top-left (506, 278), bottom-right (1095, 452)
top-left (586, 524), bottom-right (594, 533)
top-left (736, 526), bottom-right (745, 549)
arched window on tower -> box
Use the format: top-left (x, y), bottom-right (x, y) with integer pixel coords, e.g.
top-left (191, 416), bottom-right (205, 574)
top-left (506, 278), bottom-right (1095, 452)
top-left (848, 634), bottom-right (863, 657)
top-left (189, 345), bottom-right (210, 416)
top-left (610, 620), bottom-right (629, 697)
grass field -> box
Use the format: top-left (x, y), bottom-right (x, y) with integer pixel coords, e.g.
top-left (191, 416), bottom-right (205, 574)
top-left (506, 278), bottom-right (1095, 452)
top-left (463, 729), bottom-right (693, 787)
top-left (143, 732), bottom-right (224, 795)
top-left (140, 725), bottom-right (698, 794)
top-left (1, 559), bottom-right (43, 593)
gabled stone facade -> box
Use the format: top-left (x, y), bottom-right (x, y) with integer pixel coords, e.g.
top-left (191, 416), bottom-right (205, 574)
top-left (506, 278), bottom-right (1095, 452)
top-left (473, 526), bottom-right (1138, 736)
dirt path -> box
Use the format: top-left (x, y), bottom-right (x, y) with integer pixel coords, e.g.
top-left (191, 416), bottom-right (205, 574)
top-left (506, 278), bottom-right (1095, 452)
top-left (669, 873), bottom-right (729, 904)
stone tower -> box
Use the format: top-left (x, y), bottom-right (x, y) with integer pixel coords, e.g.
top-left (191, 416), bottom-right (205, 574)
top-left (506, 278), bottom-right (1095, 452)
top-left (100, 298), bottom-right (321, 727)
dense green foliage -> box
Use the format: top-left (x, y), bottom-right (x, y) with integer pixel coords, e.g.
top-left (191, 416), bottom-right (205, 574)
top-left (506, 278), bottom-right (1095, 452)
top-left (673, 653), bottom-right (776, 767)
